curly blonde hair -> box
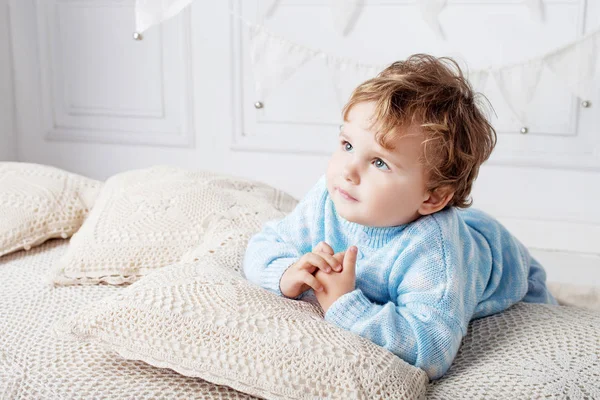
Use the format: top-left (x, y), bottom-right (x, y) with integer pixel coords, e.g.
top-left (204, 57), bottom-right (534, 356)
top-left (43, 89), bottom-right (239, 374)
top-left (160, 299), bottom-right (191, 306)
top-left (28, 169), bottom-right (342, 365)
top-left (342, 54), bottom-right (497, 208)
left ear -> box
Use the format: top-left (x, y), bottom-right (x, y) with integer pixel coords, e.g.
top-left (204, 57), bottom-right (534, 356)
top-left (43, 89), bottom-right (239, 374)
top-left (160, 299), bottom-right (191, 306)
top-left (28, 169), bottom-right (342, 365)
top-left (418, 186), bottom-right (455, 216)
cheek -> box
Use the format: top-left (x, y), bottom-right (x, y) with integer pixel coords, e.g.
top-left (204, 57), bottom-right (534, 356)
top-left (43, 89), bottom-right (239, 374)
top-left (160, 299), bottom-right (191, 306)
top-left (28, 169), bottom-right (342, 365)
top-left (375, 178), bottom-right (422, 206)
top-left (327, 152), bottom-right (343, 173)
top-left (403, 177), bottom-right (427, 204)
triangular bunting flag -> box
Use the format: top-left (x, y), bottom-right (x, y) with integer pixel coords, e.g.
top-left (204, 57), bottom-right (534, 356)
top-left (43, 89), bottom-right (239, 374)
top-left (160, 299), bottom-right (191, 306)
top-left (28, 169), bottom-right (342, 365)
top-left (326, 58), bottom-right (383, 107)
top-left (262, 0), bottom-right (280, 18)
top-left (467, 69), bottom-right (490, 93)
top-left (418, 0), bottom-right (447, 40)
top-left (330, 0), bottom-right (364, 36)
top-left (135, 0), bottom-right (192, 33)
top-left (492, 60), bottom-right (544, 125)
top-left (248, 25), bottom-right (317, 101)
top-left (522, 0), bottom-right (544, 23)
top-left (544, 32), bottom-right (599, 100)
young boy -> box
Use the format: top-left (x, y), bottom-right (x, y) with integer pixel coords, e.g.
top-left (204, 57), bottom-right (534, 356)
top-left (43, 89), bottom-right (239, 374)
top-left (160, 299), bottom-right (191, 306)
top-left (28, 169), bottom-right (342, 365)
top-left (242, 54), bottom-right (558, 380)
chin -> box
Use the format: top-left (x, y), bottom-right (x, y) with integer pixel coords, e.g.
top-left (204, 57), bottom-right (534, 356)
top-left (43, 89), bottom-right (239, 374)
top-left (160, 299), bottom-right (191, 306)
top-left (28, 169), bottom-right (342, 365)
top-left (333, 202), bottom-right (365, 224)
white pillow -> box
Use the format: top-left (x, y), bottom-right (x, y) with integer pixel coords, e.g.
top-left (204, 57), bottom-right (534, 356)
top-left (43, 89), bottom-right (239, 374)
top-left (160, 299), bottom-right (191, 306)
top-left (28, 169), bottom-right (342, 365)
top-left (0, 162), bottom-right (101, 257)
top-left (53, 244), bottom-right (429, 399)
top-left (49, 165), bottom-right (297, 286)
top-left (426, 302), bottom-right (600, 398)
top-left (0, 240), bottom-right (259, 399)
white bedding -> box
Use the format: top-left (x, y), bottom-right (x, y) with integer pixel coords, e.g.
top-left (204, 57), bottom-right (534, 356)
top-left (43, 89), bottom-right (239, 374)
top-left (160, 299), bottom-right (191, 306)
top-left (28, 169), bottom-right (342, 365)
top-left (0, 240), bottom-right (256, 399)
top-left (2, 239), bottom-right (600, 399)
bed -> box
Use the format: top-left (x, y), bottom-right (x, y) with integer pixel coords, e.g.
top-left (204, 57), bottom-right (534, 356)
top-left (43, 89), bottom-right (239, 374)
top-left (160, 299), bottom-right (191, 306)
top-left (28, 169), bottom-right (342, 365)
top-left (1, 163), bottom-right (599, 399)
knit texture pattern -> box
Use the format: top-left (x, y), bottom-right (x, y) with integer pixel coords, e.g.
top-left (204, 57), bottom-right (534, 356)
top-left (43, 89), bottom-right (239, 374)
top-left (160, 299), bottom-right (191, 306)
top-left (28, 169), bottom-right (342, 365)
top-left (49, 165), bottom-right (297, 286)
top-left (243, 175), bottom-right (559, 380)
top-left (426, 302), bottom-right (600, 399)
top-left (0, 240), bottom-right (257, 399)
top-left (0, 162), bottom-right (102, 258)
top-left (2, 218), bottom-right (599, 399)
top-left (53, 227), bottom-right (430, 399)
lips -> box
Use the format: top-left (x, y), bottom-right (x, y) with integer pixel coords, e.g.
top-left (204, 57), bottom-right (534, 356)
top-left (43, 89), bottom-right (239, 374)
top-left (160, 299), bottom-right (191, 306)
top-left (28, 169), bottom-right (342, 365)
top-left (337, 187), bottom-right (358, 201)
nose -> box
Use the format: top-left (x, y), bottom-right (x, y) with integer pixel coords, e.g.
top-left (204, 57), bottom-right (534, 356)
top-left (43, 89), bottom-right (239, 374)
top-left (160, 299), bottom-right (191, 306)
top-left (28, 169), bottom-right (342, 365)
top-left (342, 159), bottom-right (360, 184)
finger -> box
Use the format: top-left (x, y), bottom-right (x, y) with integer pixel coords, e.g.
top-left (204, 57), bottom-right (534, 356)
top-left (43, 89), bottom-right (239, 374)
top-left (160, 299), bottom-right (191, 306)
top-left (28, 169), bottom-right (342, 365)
top-left (321, 242), bottom-right (335, 255)
top-left (313, 241), bottom-right (326, 254)
top-left (332, 251), bottom-right (346, 270)
top-left (302, 253), bottom-right (335, 273)
top-left (343, 246), bottom-right (358, 274)
top-left (317, 252), bottom-right (342, 272)
top-left (302, 272), bottom-right (324, 292)
top-left (314, 241), bottom-right (334, 255)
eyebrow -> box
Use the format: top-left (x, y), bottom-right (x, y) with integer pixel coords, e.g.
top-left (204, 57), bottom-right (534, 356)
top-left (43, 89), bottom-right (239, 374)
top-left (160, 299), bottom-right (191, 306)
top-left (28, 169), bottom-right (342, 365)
top-left (338, 131), bottom-right (404, 169)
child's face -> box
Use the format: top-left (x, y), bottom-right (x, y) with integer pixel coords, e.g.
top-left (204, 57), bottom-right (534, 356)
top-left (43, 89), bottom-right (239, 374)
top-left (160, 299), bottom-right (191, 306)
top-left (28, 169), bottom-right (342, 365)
top-left (326, 101), bottom-right (429, 227)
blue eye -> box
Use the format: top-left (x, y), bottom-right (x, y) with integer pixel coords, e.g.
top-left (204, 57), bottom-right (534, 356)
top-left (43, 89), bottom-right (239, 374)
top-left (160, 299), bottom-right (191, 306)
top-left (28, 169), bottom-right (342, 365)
top-left (373, 158), bottom-right (390, 171)
top-left (342, 141), bottom-right (353, 152)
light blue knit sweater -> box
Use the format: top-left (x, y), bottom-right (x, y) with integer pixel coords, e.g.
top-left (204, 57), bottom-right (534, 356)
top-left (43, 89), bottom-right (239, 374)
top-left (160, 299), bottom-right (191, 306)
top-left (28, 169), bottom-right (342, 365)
top-left (242, 175), bottom-right (558, 380)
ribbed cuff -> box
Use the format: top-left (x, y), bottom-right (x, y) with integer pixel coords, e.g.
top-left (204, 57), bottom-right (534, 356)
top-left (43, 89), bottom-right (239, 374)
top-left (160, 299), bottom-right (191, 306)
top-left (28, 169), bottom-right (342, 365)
top-left (260, 257), bottom-right (298, 298)
top-left (325, 289), bottom-right (373, 330)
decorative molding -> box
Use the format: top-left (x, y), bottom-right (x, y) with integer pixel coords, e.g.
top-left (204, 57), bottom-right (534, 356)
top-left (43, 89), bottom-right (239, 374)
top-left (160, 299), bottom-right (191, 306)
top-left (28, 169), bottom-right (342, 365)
top-left (37, 0), bottom-right (194, 148)
top-left (66, 100), bottom-right (165, 119)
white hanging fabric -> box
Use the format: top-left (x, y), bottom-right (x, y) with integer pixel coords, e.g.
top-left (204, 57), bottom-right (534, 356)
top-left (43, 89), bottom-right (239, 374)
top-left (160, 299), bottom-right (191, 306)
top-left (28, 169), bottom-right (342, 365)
top-left (249, 22), bottom-right (600, 119)
top-left (522, 0), bottom-right (545, 23)
top-left (544, 32), bottom-right (600, 100)
top-left (326, 58), bottom-right (384, 107)
top-left (330, 0), bottom-right (364, 36)
top-left (248, 25), bottom-right (317, 101)
top-left (135, 0), bottom-right (550, 39)
top-left (417, 0), bottom-right (447, 40)
top-left (133, 0), bottom-right (600, 122)
top-left (135, 0), bottom-right (193, 33)
top-left (466, 69), bottom-right (490, 93)
top-left (492, 60), bottom-right (544, 125)
top-left (261, 0), bottom-right (280, 19)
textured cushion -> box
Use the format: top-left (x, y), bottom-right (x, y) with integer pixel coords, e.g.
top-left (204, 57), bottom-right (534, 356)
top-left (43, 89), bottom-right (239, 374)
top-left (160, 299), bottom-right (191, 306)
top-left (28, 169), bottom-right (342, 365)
top-left (49, 165), bottom-right (297, 286)
top-left (426, 302), bottom-right (600, 399)
top-left (1, 240), bottom-right (257, 399)
top-left (53, 229), bottom-right (430, 399)
top-left (0, 162), bottom-right (101, 258)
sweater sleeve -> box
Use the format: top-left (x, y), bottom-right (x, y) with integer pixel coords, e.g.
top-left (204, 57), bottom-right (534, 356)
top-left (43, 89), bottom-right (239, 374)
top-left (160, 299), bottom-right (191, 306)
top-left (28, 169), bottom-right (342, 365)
top-left (242, 175), bottom-right (327, 298)
top-left (324, 216), bottom-right (467, 380)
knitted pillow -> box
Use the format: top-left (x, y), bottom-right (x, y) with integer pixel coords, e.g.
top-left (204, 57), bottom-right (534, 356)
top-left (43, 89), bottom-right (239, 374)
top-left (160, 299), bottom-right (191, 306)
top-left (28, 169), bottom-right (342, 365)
top-left (49, 165), bottom-right (297, 286)
top-left (52, 241), bottom-right (429, 400)
top-left (426, 302), bottom-right (600, 399)
top-left (181, 222), bottom-right (600, 399)
top-left (1, 240), bottom-right (257, 400)
top-left (0, 162), bottom-right (102, 258)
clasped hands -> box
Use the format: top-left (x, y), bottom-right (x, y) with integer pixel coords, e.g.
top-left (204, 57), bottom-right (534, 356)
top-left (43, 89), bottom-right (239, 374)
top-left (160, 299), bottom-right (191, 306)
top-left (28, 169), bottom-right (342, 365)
top-left (279, 242), bottom-right (357, 313)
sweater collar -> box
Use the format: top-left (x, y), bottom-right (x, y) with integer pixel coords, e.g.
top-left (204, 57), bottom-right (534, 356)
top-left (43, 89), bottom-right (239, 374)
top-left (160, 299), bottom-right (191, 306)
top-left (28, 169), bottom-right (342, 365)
top-left (336, 210), bottom-right (408, 249)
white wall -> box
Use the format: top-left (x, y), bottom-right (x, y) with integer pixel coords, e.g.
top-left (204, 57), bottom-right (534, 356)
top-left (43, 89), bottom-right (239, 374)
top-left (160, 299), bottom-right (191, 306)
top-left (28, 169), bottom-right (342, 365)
top-left (0, 0), bottom-right (16, 161)
top-left (8, 0), bottom-right (600, 286)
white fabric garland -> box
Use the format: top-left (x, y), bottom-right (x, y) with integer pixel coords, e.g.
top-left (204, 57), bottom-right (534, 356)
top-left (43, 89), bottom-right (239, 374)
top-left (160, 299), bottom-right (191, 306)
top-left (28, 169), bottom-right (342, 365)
top-left (492, 59), bottom-right (544, 125)
top-left (135, 0), bottom-right (548, 36)
top-left (418, 0), bottom-right (448, 40)
top-left (325, 58), bottom-right (386, 107)
top-left (245, 22), bottom-right (599, 125)
top-left (248, 25), bottom-right (317, 101)
top-left (135, 0), bottom-right (192, 34)
top-left (134, 1), bottom-right (600, 125)
top-left (523, 0), bottom-right (545, 23)
top-left (329, 0), bottom-right (364, 36)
